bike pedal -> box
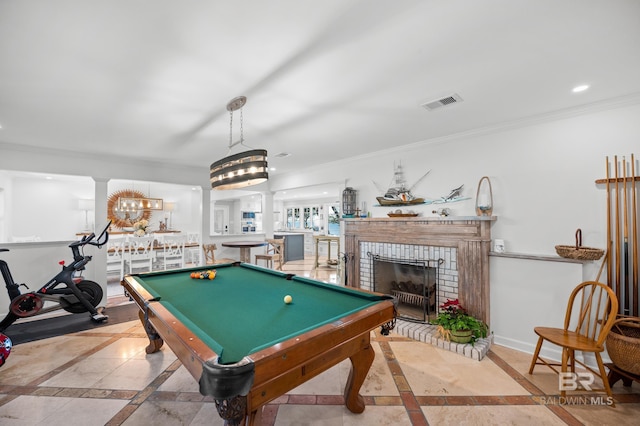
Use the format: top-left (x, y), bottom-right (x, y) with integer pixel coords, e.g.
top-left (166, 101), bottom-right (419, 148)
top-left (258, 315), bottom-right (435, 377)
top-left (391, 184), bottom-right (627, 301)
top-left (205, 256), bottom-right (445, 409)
top-left (91, 313), bottom-right (109, 323)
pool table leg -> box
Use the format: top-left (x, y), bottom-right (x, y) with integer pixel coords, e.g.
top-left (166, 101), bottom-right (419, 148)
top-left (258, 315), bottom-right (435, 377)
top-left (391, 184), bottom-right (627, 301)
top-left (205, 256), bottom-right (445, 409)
top-left (214, 395), bottom-right (252, 426)
top-left (137, 310), bottom-right (164, 354)
top-left (344, 342), bottom-right (375, 413)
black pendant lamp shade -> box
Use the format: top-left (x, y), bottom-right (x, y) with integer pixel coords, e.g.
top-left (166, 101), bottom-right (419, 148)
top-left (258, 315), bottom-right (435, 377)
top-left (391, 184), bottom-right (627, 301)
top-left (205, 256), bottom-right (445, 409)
top-left (210, 149), bottom-right (268, 190)
top-left (210, 96), bottom-right (268, 190)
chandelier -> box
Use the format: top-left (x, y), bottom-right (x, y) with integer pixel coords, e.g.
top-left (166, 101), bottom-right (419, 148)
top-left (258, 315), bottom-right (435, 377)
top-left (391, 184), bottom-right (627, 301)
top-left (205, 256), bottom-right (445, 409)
top-left (210, 96), bottom-right (268, 190)
top-left (118, 196), bottom-right (163, 211)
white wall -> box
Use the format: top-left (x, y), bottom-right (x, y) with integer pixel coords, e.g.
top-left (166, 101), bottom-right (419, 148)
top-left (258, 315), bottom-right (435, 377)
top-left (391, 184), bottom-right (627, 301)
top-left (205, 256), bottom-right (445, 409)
top-left (490, 256), bottom-right (584, 359)
top-left (1, 173), bottom-right (94, 242)
top-left (274, 102), bottom-right (640, 256)
top-left (270, 101), bottom-right (640, 360)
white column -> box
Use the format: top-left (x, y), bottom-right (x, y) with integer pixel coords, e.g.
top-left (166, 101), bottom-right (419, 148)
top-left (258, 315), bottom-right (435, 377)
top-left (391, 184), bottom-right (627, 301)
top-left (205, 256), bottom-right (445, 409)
top-left (262, 191), bottom-right (274, 239)
top-left (202, 185), bottom-right (211, 241)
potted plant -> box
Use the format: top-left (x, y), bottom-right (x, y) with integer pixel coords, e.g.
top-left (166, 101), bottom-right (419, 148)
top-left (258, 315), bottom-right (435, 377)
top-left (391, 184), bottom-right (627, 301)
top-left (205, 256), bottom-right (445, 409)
top-left (431, 299), bottom-right (488, 344)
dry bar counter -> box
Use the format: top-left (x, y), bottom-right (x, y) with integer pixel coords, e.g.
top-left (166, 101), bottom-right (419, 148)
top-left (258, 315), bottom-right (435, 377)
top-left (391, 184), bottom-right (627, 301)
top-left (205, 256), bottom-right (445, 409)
top-left (122, 263), bottom-right (396, 425)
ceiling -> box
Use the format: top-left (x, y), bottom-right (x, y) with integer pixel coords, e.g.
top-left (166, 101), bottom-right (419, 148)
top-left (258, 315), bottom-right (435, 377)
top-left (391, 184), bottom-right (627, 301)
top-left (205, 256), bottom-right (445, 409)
top-left (1, 1), bottom-right (639, 179)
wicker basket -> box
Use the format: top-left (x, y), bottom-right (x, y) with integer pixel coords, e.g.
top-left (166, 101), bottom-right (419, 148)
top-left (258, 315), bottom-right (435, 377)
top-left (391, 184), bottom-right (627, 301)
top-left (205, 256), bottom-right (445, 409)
top-left (606, 317), bottom-right (640, 375)
top-left (555, 229), bottom-right (604, 261)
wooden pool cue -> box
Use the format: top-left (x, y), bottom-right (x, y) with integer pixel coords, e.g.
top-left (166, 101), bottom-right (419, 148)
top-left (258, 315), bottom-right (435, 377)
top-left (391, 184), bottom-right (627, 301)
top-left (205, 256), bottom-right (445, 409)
top-left (632, 153), bottom-right (638, 315)
top-left (623, 156), bottom-right (629, 315)
top-left (614, 156), bottom-right (621, 310)
top-left (606, 156), bottom-right (612, 287)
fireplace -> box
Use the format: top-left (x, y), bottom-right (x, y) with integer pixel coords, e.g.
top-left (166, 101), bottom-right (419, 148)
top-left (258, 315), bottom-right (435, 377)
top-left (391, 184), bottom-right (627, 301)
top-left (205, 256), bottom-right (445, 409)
top-left (343, 216), bottom-right (494, 326)
top-left (370, 253), bottom-right (441, 322)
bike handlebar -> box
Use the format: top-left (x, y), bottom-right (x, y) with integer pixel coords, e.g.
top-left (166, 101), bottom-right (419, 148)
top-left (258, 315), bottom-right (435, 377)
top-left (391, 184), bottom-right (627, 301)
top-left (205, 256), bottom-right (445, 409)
top-left (68, 220), bottom-right (111, 250)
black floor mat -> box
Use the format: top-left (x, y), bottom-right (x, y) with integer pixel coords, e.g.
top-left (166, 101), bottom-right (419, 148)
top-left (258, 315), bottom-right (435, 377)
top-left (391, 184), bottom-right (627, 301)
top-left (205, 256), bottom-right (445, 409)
top-left (4, 303), bottom-right (139, 345)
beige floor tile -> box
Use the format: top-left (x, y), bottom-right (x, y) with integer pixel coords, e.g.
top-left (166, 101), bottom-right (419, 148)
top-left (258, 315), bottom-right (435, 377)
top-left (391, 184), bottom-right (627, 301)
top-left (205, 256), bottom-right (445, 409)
top-left (275, 404), bottom-right (410, 426)
top-left (565, 402), bottom-right (640, 425)
top-left (40, 357), bottom-right (129, 388)
top-left (0, 395), bottom-right (129, 425)
top-left (343, 406), bottom-right (412, 426)
top-left (93, 356), bottom-right (175, 390)
top-left (121, 400), bottom-right (214, 426)
top-left (8, 334), bottom-right (111, 358)
top-left (491, 344), bottom-right (585, 395)
top-left (391, 341), bottom-right (529, 396)
top-left (274, 404), bottom-right (345, 425)
top-left (157, 365), bottom-right (201, 393)
top-left (361, 342), bottom-right (398, 396)
top-left (0, 352), bottom-right (63, 386)
top-left (0, 394), bottom-right (57, 424)
top-left (492, 344), bottom-right (640, 397)
top-left (283, 257), bottom-right (340, 284)
top-left (0, 336), bottom-right (112, 386)
top-left (190, 402), bottom-right (227, 426)
top-left (490, 344), bottom-right (533, 368)
top-left (76, 318), bottom-right (141, 334)
top-left (39, 396), bottom-right (130, 426)
top-left (87, 336), bottom-right (158, 360)
top-left (423, 405), bottom-right (567, 426)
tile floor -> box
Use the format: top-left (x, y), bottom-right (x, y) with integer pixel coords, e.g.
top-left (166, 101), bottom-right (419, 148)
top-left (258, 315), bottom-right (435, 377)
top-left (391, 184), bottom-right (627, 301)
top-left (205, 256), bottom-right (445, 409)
top-left (2, 256), bottom-right (639, 425)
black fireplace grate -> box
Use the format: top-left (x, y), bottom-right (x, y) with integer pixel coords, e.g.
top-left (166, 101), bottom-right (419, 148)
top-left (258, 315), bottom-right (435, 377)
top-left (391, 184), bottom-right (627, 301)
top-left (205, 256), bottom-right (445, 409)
top-left (368, 253), bottom-right (442, 323)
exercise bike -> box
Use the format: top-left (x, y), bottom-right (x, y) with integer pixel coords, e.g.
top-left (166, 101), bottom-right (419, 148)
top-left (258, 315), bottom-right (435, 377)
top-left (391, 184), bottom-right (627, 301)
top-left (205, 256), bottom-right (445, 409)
top-left (0, 221), bottom-right (112, 334)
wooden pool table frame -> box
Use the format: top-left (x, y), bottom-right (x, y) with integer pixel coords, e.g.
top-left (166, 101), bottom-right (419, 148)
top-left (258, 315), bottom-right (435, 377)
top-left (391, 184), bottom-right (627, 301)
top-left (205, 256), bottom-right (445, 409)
top-left (122, 270), bottom-right (396, 426)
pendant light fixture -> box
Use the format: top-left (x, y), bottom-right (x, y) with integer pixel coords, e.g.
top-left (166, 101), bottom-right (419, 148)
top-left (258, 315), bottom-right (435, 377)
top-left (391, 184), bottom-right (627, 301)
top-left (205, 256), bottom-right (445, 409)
top-left (210, 96), bottom-right (268, 190)
top-left (116, 184), bottom-right (163, 211)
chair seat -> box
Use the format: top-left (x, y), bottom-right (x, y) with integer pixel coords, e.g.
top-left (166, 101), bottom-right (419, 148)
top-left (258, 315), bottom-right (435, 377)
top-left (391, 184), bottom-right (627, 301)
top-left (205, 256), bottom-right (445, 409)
top-left (533, 327), bottom-right (605, 352)
top-left (255, 253), bottom-right (282, 269)
top-left (255, 254), bottom-right (281, 261)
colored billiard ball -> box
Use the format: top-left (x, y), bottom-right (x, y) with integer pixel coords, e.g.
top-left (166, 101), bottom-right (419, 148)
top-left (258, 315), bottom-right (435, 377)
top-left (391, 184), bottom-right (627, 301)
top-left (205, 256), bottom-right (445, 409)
top-left (284, 295), bottom-right (292, 304)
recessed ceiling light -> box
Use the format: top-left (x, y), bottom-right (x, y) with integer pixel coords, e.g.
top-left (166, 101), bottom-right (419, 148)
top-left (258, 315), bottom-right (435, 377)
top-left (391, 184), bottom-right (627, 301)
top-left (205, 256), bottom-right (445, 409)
top-left (270, 167), bottom-right (277, 171)
top-left (274, 152), bottom-right (291, 158)
top-left (572, 84), bottom-right (590, 93)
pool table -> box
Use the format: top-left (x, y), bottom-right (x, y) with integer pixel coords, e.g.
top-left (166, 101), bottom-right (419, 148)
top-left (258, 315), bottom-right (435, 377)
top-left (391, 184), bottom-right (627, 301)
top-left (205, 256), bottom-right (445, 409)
top-left (122, 263), bottom-right (396, 426)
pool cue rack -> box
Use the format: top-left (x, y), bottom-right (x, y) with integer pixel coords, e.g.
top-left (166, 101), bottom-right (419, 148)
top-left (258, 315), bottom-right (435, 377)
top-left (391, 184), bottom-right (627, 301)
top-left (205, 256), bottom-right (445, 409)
top-left (596, 154), bottom-right (639, 317)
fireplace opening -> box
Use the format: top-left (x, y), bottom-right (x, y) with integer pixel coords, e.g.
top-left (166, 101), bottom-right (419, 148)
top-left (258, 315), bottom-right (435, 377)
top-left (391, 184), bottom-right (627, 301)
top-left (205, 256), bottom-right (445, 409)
top-left (369, 253), bottom-right (442, 323)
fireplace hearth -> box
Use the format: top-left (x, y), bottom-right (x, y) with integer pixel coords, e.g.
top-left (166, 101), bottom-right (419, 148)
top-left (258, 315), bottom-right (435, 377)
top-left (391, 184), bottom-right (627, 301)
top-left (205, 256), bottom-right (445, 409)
top-left (370, 253), bottom-right (441, 322)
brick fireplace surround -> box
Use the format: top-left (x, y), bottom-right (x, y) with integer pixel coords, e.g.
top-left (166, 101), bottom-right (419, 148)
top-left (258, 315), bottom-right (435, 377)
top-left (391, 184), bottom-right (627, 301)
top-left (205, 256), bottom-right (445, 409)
top-left (343, 216), bottom-right (495, 327)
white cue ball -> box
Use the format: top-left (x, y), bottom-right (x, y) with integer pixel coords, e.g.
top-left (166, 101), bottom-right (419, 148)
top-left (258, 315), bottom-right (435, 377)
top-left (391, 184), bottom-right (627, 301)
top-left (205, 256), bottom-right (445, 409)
top-left (284, 295), bottom-right (293, 304)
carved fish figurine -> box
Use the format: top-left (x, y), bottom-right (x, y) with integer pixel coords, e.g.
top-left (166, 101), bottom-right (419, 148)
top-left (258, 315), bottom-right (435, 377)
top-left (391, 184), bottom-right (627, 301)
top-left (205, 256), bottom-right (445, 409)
top-left (443, 184), bottom-right (463, 201)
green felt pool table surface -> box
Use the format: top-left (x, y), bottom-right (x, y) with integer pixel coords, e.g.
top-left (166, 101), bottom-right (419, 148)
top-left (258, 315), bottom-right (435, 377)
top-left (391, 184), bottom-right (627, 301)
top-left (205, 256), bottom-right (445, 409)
top-left (129, 263), bottom-right (389, 364)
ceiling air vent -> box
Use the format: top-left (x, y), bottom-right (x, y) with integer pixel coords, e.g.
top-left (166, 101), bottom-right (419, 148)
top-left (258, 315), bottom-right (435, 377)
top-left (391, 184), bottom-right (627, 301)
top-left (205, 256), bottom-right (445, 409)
top-left (421, 93), bottom-right (463, 111)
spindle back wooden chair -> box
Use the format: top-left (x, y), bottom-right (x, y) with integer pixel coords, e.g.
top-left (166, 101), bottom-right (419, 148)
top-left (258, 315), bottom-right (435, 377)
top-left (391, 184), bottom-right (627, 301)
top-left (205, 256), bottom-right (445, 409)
top-left (255, 238), bottom-right (285, 270)
top-left (202, 243), bottom-right (236, 265)
top-left (528, 281), bottom-right (618, 403)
